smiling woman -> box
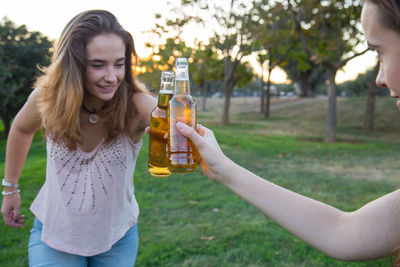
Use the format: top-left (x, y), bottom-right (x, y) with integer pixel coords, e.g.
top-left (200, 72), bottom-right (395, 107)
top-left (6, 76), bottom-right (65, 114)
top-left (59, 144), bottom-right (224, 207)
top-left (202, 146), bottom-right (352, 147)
top-left (1, 9), bottom-right (156, 267)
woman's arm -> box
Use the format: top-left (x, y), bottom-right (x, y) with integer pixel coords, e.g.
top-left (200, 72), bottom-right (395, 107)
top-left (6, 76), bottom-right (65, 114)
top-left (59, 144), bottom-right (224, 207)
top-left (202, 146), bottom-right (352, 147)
top-left (177, 122), bottom-right (400, 261)
top-left (220, 162), bottom-right (400, 261)
top-left (128, 92), bottom-right (156, 141)
top-left (1, 89), bottom-right (42, 227)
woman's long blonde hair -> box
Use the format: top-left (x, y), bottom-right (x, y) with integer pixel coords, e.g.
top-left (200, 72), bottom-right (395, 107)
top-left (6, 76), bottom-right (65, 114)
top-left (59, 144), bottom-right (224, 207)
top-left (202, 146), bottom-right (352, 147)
top-left (36, 10), bottom-right (146, 149)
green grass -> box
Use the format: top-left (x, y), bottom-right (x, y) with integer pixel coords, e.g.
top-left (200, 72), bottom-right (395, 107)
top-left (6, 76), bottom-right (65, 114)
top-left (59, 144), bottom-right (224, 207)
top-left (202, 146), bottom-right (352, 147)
top-left (1, 97), bottom-right (400, 266)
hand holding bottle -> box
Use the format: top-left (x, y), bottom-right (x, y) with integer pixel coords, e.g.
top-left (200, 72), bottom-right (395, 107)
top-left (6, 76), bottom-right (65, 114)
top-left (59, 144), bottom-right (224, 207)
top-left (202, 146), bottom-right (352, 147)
top-left (175, 122), bottom-right (231, 182)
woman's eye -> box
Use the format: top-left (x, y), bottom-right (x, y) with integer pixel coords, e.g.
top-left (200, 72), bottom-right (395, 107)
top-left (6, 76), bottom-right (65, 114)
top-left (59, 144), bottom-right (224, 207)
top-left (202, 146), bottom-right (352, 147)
top-left (115, 63), bottom-right (125, 67)
top-left (92, 65), bottom-right (103, 68)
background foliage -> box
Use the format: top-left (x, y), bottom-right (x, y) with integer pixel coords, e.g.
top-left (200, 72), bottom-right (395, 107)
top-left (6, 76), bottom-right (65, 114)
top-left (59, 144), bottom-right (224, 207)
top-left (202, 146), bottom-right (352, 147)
top-left (0, 17), bottom-right (52, 137)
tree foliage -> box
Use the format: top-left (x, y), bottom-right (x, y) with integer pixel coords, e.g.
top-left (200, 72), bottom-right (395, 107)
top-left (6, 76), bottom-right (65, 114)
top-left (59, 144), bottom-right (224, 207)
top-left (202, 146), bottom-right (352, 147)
top-left (286, 0), bottom-right (368, 142)
top-left (0, 17), bottom-right (52, 137)
top-left (138, 38), bottom-right (194, 91)
top-left (251, 1), bottom-right (295, 116)
top-left (149, 0), bottom-right (256, 124)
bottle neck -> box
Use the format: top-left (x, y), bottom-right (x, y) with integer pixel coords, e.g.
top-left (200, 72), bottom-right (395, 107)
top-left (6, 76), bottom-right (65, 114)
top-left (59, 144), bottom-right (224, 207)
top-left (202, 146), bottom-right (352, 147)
top-left (158, 92), bottom-right (172, 108)
top-left (158, 80), bottom-right (173, 107)
top-left (174, 63), bottom-right (190, 95)
top-left (174, 80), bottom-right (190, 95)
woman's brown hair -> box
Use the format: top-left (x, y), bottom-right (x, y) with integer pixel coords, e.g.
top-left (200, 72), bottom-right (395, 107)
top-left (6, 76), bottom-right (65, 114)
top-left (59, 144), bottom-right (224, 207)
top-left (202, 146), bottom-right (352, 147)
top-left (35, 10), bottom-right (147, 149)
top-left (366, 0), bottom-right (400, 35)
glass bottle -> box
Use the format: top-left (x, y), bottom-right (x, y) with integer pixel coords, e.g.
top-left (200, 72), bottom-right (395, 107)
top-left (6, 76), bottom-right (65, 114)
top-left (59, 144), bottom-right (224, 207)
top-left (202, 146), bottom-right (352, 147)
top-left (148, 70), bottom-right (174, 177)
top-left (168, 57), bottom-right (198, 172)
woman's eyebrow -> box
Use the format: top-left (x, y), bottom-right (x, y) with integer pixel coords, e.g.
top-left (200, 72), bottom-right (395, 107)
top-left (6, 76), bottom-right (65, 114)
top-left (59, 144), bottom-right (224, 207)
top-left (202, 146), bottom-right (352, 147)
top-left (367, 42), bottom-right (380, 49)
top-left (88, 57), bottom-right (125, 63)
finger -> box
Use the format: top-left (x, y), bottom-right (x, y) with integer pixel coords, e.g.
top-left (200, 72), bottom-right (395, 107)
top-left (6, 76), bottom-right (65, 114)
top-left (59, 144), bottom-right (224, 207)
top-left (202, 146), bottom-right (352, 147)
top-left (16, 215), bottom-right (25, 228)
top-left (176, 122), bottom-right (203, 147)
top-left (197, 126), bottom-right (206, 137)
top-left (11, 209), bottom-right (21, 225)
top-left (145, 126), bottom-right (150, 135)
top-left (11, 209), bottom-right (20, 219)
top-left (196, 123), bottom-right (206, 137)
top-left (6, 212), bottom-right (21, 228)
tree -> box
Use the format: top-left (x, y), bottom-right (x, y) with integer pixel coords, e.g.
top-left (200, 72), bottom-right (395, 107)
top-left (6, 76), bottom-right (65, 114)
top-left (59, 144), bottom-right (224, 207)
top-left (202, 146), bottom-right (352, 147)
top-left (155, 0), bottom-right (257, 125)
top-left (138, 38), bottom-right (194, 91)
top-left (218, 4), bottom-right (255, 125)
top-left (287, 0), bottom-right (369, 142)
top-left (139, 35), bottom-right (225, 112)
top-left (282, 46), bottom-right (328, 97)
top-left (0, 17), bottom-right (52, 137)
top-left (252, 1), bottom-right (294, 117)
top-left (190, 42), bottom-right (224, 111)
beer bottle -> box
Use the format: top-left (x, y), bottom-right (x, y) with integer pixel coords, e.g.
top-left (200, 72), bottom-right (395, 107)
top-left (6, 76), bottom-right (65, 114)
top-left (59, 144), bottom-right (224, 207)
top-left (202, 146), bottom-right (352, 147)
top-left (168, 57), bottom-right (197, 172)
top-left (148, 70), bottom-right (174, 177)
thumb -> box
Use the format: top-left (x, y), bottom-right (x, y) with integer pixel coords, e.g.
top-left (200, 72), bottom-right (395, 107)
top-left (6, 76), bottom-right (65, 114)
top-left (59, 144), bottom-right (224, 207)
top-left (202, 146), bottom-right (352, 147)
top-left (176, 122), bottom-right (202, 147)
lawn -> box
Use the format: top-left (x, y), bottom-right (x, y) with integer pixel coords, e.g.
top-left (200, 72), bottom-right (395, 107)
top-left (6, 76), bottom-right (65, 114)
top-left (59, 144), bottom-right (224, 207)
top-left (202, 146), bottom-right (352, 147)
top-left (1, 96), bottom-right (399, 266)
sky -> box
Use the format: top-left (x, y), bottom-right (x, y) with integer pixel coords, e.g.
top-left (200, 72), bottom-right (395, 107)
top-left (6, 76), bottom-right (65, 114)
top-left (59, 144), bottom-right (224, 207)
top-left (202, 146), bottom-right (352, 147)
top-left (1, 0), bottom-right (377, 84)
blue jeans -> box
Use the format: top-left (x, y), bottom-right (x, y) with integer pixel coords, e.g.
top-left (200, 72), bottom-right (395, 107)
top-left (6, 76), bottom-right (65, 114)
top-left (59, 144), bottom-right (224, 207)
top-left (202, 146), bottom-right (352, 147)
top-left (28, 218), bottom-right (138, 267)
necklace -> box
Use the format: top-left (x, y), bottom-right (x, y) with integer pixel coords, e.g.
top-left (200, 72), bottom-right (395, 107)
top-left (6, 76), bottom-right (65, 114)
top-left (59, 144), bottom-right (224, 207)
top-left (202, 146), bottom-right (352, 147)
top-left (81, 104), bottom-right (105, 124)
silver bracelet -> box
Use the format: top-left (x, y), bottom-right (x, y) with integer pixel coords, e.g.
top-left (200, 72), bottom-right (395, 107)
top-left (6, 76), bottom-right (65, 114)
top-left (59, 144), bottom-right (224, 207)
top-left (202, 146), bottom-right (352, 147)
top-left (2, 189), bottom-right (20, 196)
top-left (2, 178), bottom-right (19, 188)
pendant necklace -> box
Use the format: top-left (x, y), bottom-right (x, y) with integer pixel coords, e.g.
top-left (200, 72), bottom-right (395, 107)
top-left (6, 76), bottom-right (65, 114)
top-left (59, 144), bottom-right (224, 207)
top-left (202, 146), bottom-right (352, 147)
top-left (81, 104), bottom-right (105, 124)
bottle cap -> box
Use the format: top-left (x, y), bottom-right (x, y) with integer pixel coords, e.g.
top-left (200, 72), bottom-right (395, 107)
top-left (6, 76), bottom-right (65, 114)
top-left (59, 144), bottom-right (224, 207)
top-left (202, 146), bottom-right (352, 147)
top-left (161, 70), bottom-right (174, 82)
top-left (175, 57), bottom-right (188, 66)
top-left (160, 70), bottom-right (174, 93)
top-left (175, 57), bottom-right (189, 80)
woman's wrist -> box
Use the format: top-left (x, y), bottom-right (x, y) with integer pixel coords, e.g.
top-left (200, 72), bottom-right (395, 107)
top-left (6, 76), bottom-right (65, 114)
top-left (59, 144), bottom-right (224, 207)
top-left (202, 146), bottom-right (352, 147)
top-left (2, 189), bottom-right (20, 196)
top-left (2, 178), bottom-right (19, 188)
top-left (215, 156), bottom-right (237, 184)
top-left (2, 178), bottom-right (20, 195)
top-left (2, 186), bottom-right (19, 193)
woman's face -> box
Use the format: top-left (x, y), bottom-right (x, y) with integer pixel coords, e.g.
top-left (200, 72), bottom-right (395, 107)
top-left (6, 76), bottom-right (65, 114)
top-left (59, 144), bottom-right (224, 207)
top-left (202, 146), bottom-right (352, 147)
top-left (84, 33), bottom-right (126, 107)
top-left (361, 1), bottom-right (400, 109)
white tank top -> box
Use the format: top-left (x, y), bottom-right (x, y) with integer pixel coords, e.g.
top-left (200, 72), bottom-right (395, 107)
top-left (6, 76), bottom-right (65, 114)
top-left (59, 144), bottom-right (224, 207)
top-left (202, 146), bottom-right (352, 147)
top-left (30, 135), bottom-right (142, 256)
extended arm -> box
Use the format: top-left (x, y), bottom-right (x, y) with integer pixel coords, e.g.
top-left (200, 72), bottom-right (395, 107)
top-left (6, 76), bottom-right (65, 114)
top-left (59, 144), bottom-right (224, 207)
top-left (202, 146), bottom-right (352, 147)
top-left (1, 89), bottom-right (42, 227)
top-left (219, 162), bottom-right (400, 260)
top-left (177, 122), bottom-right (400, 261)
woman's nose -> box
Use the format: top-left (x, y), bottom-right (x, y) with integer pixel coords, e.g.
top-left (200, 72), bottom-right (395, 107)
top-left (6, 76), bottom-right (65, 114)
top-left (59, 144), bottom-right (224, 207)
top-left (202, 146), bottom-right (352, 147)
top-left (375, 64), bottom-right (387, 88)
top-left (104, 67), bottom-right (117, 82)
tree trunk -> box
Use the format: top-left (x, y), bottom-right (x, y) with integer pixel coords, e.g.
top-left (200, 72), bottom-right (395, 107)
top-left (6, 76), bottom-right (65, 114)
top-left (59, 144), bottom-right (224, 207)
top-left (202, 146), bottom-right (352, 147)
top-left (202, 81), bottom-right (208, 112)
top-left (221, 79), bottom-right (234, 125)
top-left (299, 72), bottom-right (311, 97)
top-left (221, 56), bottom-right (239, 126)
top-left (260, 77), bottom-right (265, 113)
top-left (364, 63), bottom-right (379, 131)
top-left (264, 64), bottom-right (273, 118)
top-left (325, 69), bottom-right (337, 143)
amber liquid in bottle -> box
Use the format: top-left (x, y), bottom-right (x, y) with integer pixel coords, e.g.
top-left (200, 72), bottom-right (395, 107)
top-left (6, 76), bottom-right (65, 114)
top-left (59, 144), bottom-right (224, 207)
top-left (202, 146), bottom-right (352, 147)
top-left (148, 71), bottom-right (174, 177)
top-left (168, 58), bottom-right (197, 172)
